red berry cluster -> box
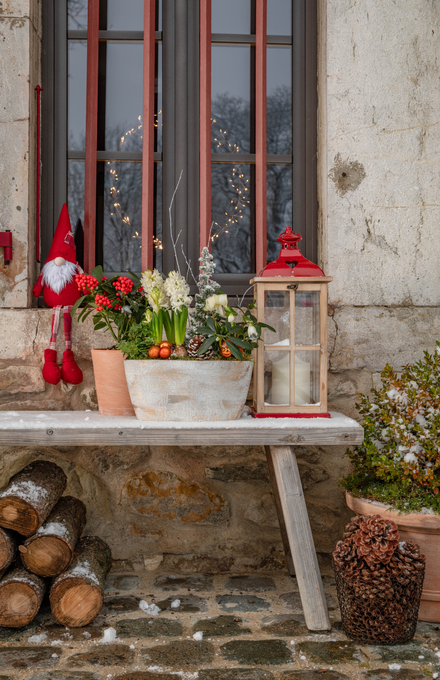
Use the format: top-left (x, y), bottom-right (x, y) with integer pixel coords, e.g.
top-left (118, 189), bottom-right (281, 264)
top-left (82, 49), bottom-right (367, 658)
top-left (113, 276), bottom-right (134, 295)
top-left (75, 273), bottom-right (98, 294)
top-left (94, 294), bottom-right (112, 311)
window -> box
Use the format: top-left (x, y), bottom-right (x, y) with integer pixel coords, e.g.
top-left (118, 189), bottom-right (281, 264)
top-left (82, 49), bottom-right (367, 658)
top-left (41, 0), bottom-right (317, 294)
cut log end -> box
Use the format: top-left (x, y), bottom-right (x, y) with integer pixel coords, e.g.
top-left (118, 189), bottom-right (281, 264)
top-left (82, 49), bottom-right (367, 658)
top-left (0, 582), bottom-right (40, 628)
top-left (21, 536), bottom-right (72, 577)
top-left (0, 528), bottom-right (17, 570)
top-left (51, 579), bottom-right (103, 627)
top-left (0, 499), bottom-right (39, 537)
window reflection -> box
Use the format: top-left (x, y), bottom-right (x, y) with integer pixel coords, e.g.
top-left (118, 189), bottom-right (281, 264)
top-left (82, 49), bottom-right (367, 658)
top-left (212, 0), bottom-right (251, 34)
top-left (267, 0), bottom-right (292, 35)
top-left (267, 164), bottom-right (292, 263)
top-left (267, 47), bottom-right (292, 154)
top-left (107, 0), bottom-right (144, 31)
top-left (68, 41), bottom-right (87, 150)
top-left (68, 0), bottom-right (88, 30)
top-left (211, 164), bottom-right (252, 273)
top-left (211, 46), bottom-right (251, 153)
top-left (68, 160), bottom-right (85, 238)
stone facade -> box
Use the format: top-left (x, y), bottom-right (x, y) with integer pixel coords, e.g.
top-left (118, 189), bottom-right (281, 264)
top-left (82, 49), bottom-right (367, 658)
top-left (0, 0), bottom-right (439, 571)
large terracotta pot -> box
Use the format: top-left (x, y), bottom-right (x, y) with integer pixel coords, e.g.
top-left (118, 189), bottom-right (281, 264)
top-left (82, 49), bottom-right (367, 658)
top-left (91, 349), bottom-right (135, 417)
top-left (346, 492), bottom-right (440, 623)
top-left (124, 359), bottom-right (253, 422)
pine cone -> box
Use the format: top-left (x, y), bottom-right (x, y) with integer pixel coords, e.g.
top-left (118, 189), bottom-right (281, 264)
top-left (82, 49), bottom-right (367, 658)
top-left (353, 514), bottom-right (399, 566)
top-left (186, 335), bottom-right (213, 359)
top-left (343, 515), bottom-right (369, 540)
top-left (333, 538), bottom-right (365, 580)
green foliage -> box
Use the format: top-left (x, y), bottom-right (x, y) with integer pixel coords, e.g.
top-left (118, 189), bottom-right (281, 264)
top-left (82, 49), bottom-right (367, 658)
top-left (341, 342), bottom-right (440, 513)
top-left (196, 300), bottom-right (275, 361)
top-left (116, 322), bottom-right (154, 360)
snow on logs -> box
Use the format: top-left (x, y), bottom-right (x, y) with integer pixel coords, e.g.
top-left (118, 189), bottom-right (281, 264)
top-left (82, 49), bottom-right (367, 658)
top-left (50, 536), bottom-right (112, 627)
top-left (19, 496), bottom-right (87, 577)
top-left (0, 461), bottom-right (67, 536)
top-left (0, 567), bottom-right (45, 627)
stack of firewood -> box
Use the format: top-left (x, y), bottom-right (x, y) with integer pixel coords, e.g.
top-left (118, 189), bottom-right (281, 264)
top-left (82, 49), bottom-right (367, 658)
top-left (0, 460), bottom-right (111, 628)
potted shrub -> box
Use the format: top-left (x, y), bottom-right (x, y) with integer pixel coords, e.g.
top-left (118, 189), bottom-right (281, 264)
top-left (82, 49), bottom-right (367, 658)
top-left (341, 344), bottom-right (440, 621)
top-left (72, 268), bottom-right (148, 416)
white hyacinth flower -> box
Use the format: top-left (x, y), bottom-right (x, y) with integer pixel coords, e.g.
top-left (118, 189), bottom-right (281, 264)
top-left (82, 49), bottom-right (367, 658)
top-left (247, 324), bottom-right (258, 339)
top-left (164, 271), bottom-right (192, 312)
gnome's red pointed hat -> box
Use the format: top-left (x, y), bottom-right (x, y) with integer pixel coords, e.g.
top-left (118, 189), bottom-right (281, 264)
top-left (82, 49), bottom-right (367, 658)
top-left (45, 204), bottom-right (77, 265)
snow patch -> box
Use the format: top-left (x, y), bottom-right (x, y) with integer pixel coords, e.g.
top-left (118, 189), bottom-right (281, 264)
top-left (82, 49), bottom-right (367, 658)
top-left (28, 632), bottom-right (47, 644)
top-left (171, 599), bottom-right (181, 609)
top-left (389, 664), bottom-right (401, 670)
top-left (193, 631), bottom-right (203, 641)
top-left (36, 521), bottom-right (69, 539)
top-left (140, 600), bottom-right (161, 616)
top-left (99, 627), bottom-right (119, 643)
top-left (68, 561), bottom-right (100, 586)
top-left (83, 631), bottom-right (92, 639)
top-left (0, 480), bottom-right (48, 504)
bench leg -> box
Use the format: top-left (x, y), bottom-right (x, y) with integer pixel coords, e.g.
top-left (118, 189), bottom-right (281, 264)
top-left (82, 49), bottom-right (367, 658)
top-left (265, 445), bottom-right (331, 631)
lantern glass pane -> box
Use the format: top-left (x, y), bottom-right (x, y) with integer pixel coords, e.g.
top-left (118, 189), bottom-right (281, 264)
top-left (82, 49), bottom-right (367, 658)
top-left (264, 291), bottom-right (290, 345)
top-left (295, 291), bottom-right (320, 346)
top-left (294, 350), bottom-right (320, 405)
top-left (264, 351), bottom-right (290, 406)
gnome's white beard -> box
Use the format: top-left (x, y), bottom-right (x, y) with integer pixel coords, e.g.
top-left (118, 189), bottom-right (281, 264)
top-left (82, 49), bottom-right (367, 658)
top-left (42, 260), bottom-right (77, 294)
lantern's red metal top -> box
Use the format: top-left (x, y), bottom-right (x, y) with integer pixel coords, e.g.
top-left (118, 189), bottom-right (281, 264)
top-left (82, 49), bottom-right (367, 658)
top-left (260, 227), bottom-right (326, 277)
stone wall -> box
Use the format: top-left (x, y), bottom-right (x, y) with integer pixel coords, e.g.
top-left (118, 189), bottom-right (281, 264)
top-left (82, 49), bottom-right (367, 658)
top-left (0, 0), bottom-right (439, 572)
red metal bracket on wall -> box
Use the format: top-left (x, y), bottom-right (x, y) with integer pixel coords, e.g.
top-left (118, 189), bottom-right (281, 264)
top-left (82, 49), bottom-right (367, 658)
top-left (0, 231), bottom-right (13, 265)
top-left (35, 85), bottom-right (43, 263)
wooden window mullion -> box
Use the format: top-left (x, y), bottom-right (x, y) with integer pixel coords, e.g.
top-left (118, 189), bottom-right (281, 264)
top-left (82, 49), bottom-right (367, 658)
top-left (84, 0), bottom-right (100, 273)
top-left (142, 0), bottom-right (156, 270)
top-left (255, 0), bottom-right (267, 274)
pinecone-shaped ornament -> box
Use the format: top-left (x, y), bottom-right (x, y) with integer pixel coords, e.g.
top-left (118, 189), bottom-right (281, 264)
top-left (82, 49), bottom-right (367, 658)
top-left (187, 335), bottom-right (213, 359)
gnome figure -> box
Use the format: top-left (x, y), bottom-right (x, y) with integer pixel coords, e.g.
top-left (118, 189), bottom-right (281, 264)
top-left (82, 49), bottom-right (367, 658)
top-left (33, 204), bottom-right (83, 386)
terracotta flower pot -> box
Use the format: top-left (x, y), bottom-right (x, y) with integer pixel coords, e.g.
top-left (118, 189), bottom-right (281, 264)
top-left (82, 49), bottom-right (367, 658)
top-left (346, 491), bottom-right (440, 623)
top-left (124, 359), bottom-right (253, 422)
top-left (91, 349), bottom-right (135, 417)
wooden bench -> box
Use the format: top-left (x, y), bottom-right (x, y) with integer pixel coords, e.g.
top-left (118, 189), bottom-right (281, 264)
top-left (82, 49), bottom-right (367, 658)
top-left (0, 410), bottom-right (363, 631)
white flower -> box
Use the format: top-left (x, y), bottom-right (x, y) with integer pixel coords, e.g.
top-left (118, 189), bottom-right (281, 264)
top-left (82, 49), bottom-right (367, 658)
top-left (247, 324), bottom-right (258, 339)
top-left (164, 271), bottom-right (192, 312)
top-left (228, 314), bottom-right (235, 323)
top-left (141, 269), bottom-right (170, 312)
top-left (204, 294), bottom-right (228, 315)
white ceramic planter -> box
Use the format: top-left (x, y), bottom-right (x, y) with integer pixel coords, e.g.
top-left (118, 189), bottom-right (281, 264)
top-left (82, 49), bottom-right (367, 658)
top-left (124, 359), bottom-right (253, 422)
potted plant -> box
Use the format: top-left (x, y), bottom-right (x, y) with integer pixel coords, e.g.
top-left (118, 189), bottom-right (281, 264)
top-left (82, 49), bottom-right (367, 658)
top-left (341, 343), bottom-right (440, 621)
top-left (122, 248), bottom-right (274, 422)
top-left (72, 267), bottom-right (149, 416)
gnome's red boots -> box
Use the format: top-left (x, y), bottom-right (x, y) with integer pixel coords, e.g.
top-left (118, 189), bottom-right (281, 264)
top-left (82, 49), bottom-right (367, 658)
top-left (61, 350), bottom-right (83, 385)
top-left (42, 349), bottom-right (61, 385)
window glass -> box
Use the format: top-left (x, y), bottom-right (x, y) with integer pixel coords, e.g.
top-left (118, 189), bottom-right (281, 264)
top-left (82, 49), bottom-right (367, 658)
top-left (267, 47), bottom-right (292, 154)
top-left (295, 291), bottom-right (320, 346)
top-left (68, 41), bottom-right (87, 150)
top-left (264, 291), bottom-right (290, 345)
top-left (68, 160), bottom-right (85, 232)
top-left (68, 0), bottom-right (88, 30)
top-left (264, 350), bottom-right (290, 406)
top-left (267, 165), bottom-right (292, 263)
top-left (212, 0), bottom-right (251, 34)
top-left (212, 46), bottom-right (251, 154)
top-left (211, 163), bottom-right (253, 273)
top-left (107, 0), bottom-right (144, 31)
top-left (104, 42), bottom-right (144, 151)
top-left (295, 350), bottom-right (320, 405)
top-left (102, 161), bottom-right (143, 272)
top-left (267, 0), bottom-right (292, 35)
top-left (156, 0), bottom-right (163, 32)
top-left (155, 43), bottom-right (163, 154)
top-left (153, 163), bottom-right (163, 272)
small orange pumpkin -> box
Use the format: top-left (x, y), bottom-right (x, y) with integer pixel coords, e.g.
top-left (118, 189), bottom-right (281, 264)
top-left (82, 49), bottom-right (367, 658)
top-left (220, 340), bottom-right (232, 358)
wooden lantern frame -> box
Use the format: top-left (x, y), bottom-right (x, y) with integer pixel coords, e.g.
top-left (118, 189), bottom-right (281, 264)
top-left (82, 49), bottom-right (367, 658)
top-left (251, 276), bottom-right (333, 417)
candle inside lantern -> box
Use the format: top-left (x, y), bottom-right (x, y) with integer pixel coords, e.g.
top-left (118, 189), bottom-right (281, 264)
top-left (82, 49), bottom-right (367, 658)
top-left (270, 353), bottom-right (311, 405)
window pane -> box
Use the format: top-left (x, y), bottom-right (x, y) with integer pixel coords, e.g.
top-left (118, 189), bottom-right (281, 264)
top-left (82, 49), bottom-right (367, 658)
top-left (212, 46), bottom-right (251, 154)
top-left (295, 291), bottom-right (320, 346)
top-left (267, 0), bottom-right (292, 35)
top-left (68, 160), bottom-right (85, 233)
top-left (265, 350), bottom-right (290, 406)
top-left (68, 0), bottom-right (87, 30)
top-left (153, 163), bottom-right (163, 272)
top-left (267, 47), bottom-right (292, 154)
top-left (104, 42), bottom-right (144, 152)
top-left (107, 0), bottom-right (144, 31)
top-left (211, 163), bottom-right (253, 273)
top-left (264, 291), bottom-right (290, 345)
top-left (267, 165), bottom-right (292, 262)
top-left (68, 41), bottom-right (87, 151)
top-left (156, 43), bottom-right (163, 154)
top-left (102, 161), bottom-right (143, 272)
top-left (156, 0), bottom-right (162, 32)
top-left (212, 0), bottom-right (251, 34)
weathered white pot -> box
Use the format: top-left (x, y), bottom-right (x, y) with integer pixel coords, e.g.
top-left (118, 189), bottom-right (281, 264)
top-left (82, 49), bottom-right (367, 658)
top-left (124, 360), bottom-right (253, 422)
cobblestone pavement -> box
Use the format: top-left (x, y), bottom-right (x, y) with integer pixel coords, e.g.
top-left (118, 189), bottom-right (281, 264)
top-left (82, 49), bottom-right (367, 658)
top-left (0, 568), bottom-right (439, 680)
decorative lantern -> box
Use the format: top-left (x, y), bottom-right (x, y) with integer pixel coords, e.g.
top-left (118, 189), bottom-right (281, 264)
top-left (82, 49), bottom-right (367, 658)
top-left (251, 227), bottom-right (332, 418)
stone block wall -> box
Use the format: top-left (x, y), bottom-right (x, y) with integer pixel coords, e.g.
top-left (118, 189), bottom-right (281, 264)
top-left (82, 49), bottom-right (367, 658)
top-left (0, 0), bottom-right (439, 572)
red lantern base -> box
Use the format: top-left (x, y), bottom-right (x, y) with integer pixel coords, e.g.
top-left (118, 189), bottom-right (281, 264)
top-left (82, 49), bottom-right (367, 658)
top-left (252, 412), bottom-right (331, 419)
